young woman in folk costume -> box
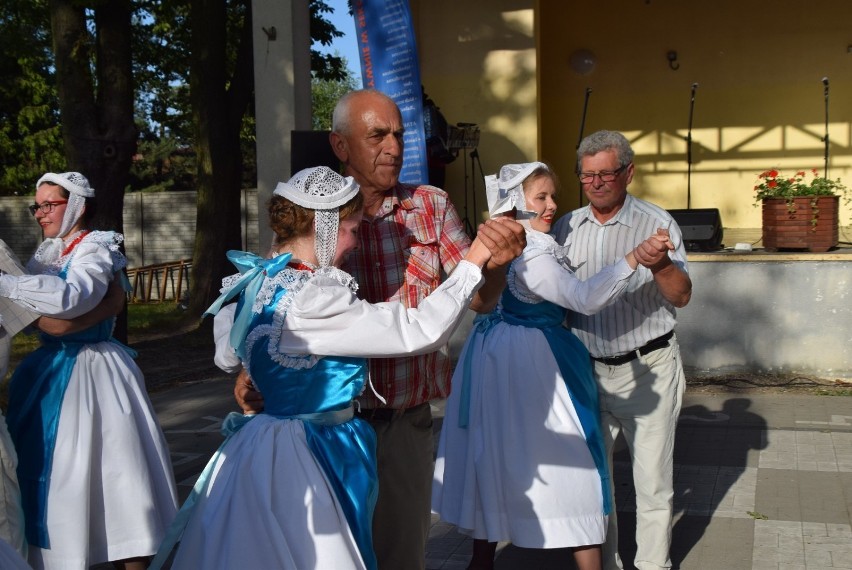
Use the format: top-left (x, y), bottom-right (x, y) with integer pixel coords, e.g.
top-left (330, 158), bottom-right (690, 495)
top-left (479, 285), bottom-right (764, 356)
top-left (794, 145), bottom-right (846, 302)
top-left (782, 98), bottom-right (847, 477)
top-left (432, 162), bottom-right (672, 570)
top-left (153, 166), bottom-right (501, 569)
top-left (0, 172), bottom-right (178, 569)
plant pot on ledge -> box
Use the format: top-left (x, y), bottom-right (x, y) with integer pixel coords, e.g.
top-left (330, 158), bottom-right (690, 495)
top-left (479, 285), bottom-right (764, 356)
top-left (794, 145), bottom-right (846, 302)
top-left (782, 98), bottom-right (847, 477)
top-left (761, 196), bottom-right (839, 252)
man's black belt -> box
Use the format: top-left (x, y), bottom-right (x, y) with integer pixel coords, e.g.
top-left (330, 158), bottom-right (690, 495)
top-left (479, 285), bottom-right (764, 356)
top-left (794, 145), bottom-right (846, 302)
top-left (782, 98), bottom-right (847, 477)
top-left (591, 331), bottom-right (674, 366)
top-left (355, 401), bottom-right (429, 422)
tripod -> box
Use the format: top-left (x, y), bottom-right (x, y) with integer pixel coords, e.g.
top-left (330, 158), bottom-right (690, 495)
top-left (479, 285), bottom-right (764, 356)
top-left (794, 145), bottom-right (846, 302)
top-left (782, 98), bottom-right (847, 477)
top-left (450, 123), bottom-right (482, 237)
top-left (461, 148), bottom-right (486, 237)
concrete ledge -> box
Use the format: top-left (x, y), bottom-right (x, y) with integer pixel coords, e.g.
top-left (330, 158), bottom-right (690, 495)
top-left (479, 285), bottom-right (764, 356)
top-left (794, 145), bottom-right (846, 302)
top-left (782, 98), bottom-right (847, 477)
top-left (689, 250), bottom-right (852, 262)
top-left (677, 255), bottom-right (851, 379)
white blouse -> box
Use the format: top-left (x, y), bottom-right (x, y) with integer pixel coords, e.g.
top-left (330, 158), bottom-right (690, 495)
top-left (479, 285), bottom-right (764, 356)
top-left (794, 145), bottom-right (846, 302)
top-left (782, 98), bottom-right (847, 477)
top-left (508, 230), bottom-right (635, 315)
top-left (0, 232), bottom-right (122, 319)
top-left (213, 259), bottom-right (484, 373)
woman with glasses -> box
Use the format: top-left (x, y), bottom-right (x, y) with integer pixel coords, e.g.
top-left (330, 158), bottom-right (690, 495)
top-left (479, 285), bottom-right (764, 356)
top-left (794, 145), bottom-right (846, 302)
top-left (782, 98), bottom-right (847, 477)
top-left (0, 172), bottom-right (178, 569)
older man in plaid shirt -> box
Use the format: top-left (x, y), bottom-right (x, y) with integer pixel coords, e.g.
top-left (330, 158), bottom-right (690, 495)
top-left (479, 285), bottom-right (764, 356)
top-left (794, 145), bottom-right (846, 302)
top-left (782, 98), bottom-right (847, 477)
top-left (328, 89), bottom-right (524, 570)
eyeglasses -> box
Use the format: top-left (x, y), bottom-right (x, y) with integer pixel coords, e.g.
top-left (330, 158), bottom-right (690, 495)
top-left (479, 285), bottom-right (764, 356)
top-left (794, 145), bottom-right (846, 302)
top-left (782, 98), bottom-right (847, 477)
top-left (578, 164), bottom-right (629, 184)
top-left (28, 200), bottom-right (68, 215)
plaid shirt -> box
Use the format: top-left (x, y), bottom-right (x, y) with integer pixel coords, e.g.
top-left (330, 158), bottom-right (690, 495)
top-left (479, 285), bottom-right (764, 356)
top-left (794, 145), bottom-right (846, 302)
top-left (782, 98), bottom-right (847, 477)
top-left (346, 183), bottom-right (471, 410)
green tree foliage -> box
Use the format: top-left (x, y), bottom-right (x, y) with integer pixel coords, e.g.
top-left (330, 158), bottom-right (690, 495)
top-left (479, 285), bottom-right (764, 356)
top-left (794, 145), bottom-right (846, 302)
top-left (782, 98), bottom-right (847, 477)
top-left (310, 0), bottom-right (346, 82)
top-left (312, 59), bottom-right (359, 130)
top-left (129, 1), bottom-right (199, 192)
top-left (1, 0), bottom-right (350, 197)
top-left (0, 0), bottom-right (65, 195)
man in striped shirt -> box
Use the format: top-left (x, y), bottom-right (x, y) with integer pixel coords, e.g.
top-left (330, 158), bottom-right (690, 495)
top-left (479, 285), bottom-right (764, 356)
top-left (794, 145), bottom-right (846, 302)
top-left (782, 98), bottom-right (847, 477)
top-left (553, 130), bottom-right (692, 570)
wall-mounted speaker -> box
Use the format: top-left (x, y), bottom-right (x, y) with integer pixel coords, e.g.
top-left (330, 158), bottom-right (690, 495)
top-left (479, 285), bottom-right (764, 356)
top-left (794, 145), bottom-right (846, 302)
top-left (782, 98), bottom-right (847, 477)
top-left (667, 208), bottom-right (724, 252)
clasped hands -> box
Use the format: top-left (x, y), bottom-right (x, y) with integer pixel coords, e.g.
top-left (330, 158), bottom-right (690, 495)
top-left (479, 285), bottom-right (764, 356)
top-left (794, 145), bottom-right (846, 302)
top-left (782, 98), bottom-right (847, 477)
top-left (633, 228), bottom-right (676, 272)
top-left (474, 217), bottom-right (526, 271)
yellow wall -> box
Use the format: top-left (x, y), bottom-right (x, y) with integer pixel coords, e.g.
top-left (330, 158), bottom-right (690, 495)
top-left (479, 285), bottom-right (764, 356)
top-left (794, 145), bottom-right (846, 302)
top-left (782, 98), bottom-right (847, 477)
top-left (410, 0), bottom-right (539, 224)
top-left (540, 0), bottom-right (852, 227)
top-left (413, 0), bottom-right (852, 228)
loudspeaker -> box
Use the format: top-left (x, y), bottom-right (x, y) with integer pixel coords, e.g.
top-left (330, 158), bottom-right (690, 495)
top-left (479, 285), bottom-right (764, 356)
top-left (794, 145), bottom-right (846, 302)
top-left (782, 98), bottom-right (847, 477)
top-left (667, 208), bottom-right (724, 252)
top-left (290, 131), bottom-right (341, 174)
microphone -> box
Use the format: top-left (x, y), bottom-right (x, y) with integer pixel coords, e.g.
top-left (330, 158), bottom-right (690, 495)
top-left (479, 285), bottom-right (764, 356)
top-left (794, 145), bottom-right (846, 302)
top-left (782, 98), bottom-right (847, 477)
top-left (822, 76), bottom-right (829, 86)
top-left (692, 82), bottom-right (699, 89)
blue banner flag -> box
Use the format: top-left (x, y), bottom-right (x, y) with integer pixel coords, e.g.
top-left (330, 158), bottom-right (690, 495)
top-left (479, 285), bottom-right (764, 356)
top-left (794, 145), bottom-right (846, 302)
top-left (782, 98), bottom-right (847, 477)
top-left (353, 0), bottom-right (428, 185)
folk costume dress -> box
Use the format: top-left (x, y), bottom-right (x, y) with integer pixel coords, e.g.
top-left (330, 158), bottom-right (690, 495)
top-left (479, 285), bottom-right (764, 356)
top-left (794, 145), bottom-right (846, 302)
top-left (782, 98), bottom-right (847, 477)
top-left (161, 252), bottom-right (484, 570)
top-left (432, 229), bottom-right (635, 549)
top-left (0, 230), bottom-right (178, 569)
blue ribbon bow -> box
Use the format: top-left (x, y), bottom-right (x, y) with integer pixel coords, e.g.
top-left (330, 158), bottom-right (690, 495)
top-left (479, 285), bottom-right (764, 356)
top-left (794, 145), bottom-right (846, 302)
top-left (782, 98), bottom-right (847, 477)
top-left (203, 250), bottom-right (293, 361)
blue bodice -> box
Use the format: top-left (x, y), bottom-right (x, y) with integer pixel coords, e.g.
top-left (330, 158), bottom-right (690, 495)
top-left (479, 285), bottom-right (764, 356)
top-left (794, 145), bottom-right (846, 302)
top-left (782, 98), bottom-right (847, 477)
top-left (241, 276), bottom-right (368, 416)
top-left (206, 253), bottom-right (377, 570)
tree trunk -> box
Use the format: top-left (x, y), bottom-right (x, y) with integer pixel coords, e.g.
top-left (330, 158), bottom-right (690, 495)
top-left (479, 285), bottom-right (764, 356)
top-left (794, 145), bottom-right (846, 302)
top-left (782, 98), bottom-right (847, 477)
top-left (186, 0), bottom-right (254, 317)
top-left (49, 0), bottom-right (136, 342)
top-left (49, 0), bottom-right (136, 233)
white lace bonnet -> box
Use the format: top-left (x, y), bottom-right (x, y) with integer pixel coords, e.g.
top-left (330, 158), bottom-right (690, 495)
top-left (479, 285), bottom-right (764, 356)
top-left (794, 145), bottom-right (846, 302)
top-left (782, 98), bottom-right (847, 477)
top-left (484, 161), bottom-right (549, 219)
top-left (36, 172), bottom-right (95, 239)
top-left (273, 166), bottom-right (360, 267)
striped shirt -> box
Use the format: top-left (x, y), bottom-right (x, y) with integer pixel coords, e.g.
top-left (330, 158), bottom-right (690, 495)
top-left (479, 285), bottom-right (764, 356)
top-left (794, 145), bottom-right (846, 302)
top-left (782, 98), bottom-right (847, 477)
top-left (551, 194), bottom-right (689, 358)
top-left (346, 183), bottom-right (471, 409)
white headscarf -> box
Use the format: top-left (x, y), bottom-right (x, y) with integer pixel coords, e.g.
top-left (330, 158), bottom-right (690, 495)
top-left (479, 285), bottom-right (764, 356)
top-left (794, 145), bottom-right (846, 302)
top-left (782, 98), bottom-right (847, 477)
top-left (273, 166), bottom-right (360, 268)
top-left (484, 161), bottom-right (549, 219)
top-left (31, 172), bottom-right (95, 271)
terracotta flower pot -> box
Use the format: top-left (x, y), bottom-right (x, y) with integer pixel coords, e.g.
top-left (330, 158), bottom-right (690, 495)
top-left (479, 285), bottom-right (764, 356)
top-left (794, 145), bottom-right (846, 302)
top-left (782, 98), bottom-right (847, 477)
top-left (761, 196), bottom-right (839, 252)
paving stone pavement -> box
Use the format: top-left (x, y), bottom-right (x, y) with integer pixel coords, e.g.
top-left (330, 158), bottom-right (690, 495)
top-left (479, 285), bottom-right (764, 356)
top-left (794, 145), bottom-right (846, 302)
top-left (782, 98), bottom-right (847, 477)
top-left (148, 378), bottom-right (852, 570)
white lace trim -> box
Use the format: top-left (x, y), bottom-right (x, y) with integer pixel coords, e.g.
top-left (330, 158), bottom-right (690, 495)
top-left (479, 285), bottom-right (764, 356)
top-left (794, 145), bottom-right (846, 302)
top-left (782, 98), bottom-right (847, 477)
top-left (254, 268), bottom-right (309, 315)
top-left (220, 272), bottom-right (242, 293)
top-left (242, 266), bottom-right (359, 372)
top-left (57, 193), bottom-right (87, 238)
top-left (27, 230), bottom-right (126, 275)
top-left (90, 230), bottom-right (127, 271)
top-left (313, 265), bottom-right (359, 293)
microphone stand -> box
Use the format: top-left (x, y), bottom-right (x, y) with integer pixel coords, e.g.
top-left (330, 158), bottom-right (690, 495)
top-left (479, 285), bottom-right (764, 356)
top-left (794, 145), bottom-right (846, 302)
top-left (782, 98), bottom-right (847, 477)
top-left (470, 149), bottom-right (480, 232)
top-left (686, 82), bottom-right (698, 209)
top-left (576, 87), bottom-right (592, 207)
top-left (461, 146), bottom-right (475, 237)
top-left (822, 77), bottom-right (830, 177)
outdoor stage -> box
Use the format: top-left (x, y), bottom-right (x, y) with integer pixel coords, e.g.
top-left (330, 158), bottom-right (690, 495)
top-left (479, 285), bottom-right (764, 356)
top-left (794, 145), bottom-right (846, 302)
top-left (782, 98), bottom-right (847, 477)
top-left (447, 227), bottom-right (852, 381)
top-left (676, 227), bottom-right (852, 380)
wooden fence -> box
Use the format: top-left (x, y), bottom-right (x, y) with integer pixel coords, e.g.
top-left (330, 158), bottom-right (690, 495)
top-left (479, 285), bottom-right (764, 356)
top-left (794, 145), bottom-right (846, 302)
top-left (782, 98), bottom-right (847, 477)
top-left (126, 259), bottom-right (192, 303)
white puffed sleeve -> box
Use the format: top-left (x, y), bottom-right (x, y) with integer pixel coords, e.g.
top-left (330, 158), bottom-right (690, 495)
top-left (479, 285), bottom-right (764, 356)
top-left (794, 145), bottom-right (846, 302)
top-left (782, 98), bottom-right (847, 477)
top-left (279, 260), bottom-right (483, 357)
top-left (0, 241), bottom-right (113, 319)
top-left (212, 303), bottom-right (241, 373)
top-left (512, 251), bottom-right (635, 315)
